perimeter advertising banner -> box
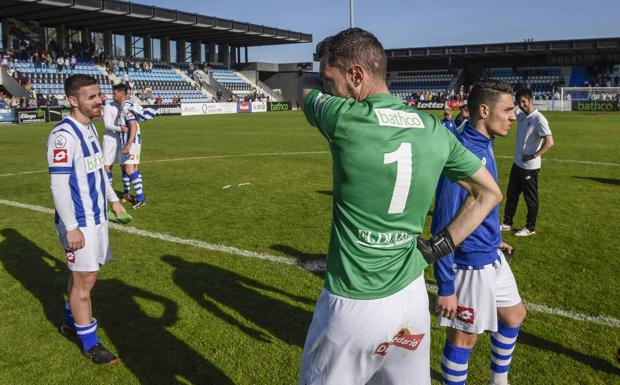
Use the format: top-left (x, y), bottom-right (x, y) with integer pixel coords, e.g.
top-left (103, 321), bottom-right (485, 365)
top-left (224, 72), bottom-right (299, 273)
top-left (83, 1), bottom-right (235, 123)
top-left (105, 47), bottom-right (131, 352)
top-left (237, 102), bottom-right (252, 113)
top-left (0, 107), bottom-right (17, 123)
top-left (267, 102), bottom-right (292, 112)
top-left (18, 108), bottom-right (46, 123)
top-left (572, 100), bottom-right (619, 111)
top-left (147, 104), bottom-right (182, 116)
top-left (251, 101), bottom-right (267, 112)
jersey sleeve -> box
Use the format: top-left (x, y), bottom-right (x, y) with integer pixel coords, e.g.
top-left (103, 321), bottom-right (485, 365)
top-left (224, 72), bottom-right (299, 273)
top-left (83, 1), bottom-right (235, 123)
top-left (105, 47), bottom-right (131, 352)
top-left (441, 127), bottom-right (482, 182)
top-left (536, 115), bottom-right (552, 137)
top-left (121, 103), bottom-right (137, 124)
top-left (103, 104), bottom-right (121, 132)
top-left (47, 128), bottom-right (77, 174)
top-left (303, 89), bottom-right (352, 140)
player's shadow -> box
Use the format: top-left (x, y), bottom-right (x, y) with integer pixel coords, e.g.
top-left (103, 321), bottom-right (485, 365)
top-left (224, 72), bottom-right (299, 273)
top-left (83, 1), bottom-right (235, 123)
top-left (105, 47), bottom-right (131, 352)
top-left (0, 229), bottom-right (234, 385)
top-left (572, 176), bottom-right (620, 186)
top-left (95, 279), bottom-right (235, 385)
top-left (0, 228), bottom-right (70, 335)
top-left (270, 244), bottom-right (325, 263)
top-left (518, 331), bottom-right (620, 376)
top-left (162, 254), bottom-right (314, 347)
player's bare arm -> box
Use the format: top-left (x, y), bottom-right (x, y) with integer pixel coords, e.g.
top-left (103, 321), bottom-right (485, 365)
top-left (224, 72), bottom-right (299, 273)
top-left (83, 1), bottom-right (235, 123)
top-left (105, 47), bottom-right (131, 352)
top-left (123, 120), bottom-right (138, 153)
top-left (523, 134), bottom-right (554, 161)
top-left (297, 73), bottom-right (323, 110)
top-left (448, 165), bottom-right (502, 244)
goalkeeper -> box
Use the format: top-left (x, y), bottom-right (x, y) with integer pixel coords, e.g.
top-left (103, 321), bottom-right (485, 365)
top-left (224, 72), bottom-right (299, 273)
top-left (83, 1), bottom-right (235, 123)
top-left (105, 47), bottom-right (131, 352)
top-left (297, 28), bottom-right (502, 385)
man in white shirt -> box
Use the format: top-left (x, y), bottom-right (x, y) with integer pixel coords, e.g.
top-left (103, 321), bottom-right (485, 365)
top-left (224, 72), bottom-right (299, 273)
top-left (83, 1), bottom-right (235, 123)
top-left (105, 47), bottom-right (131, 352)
top-left (501, 87), bottom-right (554, 237)
top-left (48, 74), bottom-right (126, 364)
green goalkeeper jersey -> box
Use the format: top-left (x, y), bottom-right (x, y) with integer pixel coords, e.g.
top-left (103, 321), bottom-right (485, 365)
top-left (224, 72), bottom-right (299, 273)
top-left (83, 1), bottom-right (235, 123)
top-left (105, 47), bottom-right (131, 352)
top-left (304, 89), bottom-right (482, 299)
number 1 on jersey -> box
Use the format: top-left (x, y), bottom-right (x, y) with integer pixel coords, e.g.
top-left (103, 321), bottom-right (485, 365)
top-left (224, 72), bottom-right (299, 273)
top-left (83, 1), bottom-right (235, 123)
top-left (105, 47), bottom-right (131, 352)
top-left (384, 142), bottom-right (412, 214)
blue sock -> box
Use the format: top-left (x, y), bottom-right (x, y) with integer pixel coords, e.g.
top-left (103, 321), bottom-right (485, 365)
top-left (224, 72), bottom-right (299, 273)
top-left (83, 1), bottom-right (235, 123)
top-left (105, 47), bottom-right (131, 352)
top-left (64, 302), bottom-right (75, 328)
top-left (106, 171), bottom-right (113, 185)
top-left (441, 342), bottom-right (471, 385)
top-left (130, 171), bottom-right (145, 201)
top-left (122, 172), bottom-right (131, 195)
top-left (490, 321), bottom-right (520, 385)
top-left (75, 319), bottom-right (99, 351)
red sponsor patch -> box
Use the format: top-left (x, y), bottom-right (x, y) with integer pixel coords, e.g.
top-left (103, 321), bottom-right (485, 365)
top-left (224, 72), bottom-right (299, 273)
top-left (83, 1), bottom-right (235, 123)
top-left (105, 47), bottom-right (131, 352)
top-left (53, 149), bottom-right (68, 163)
top-left (65, 249), bottom-right (75, 264)
top-left (373, 328), bottom-right (425, 356)
top-left (457, 306), bottom-right (475, 324)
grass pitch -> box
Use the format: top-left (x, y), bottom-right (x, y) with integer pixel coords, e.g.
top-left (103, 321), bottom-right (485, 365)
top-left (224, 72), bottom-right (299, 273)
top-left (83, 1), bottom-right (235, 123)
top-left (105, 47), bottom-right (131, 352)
top-left (0, 110), bottom-right (619, 384)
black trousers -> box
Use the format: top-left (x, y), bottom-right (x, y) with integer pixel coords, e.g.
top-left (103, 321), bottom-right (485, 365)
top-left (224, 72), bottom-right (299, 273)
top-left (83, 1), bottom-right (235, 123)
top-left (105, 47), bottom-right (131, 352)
top-left (503, 163), bottom-right (540, 231)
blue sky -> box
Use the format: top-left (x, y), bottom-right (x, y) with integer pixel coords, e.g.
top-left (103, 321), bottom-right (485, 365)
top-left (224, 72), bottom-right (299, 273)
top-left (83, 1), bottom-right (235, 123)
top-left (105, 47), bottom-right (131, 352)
top-left (134, 0), bottom-right (620, 64)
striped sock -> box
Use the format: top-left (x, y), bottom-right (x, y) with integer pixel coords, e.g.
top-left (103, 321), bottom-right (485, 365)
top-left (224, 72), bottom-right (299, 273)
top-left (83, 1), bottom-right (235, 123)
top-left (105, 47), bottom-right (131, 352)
top-left (441, 342), bottom-right (471, 385)
top-left (490, 321), bottom-right (520, 385)
top-left (64, 302), bottom-right (75, 328)
top-left (122, 172), bottom-right (131, 195)
top-left (75, 319), bottom-right (99, 351)
top-left (106, 171), bottom-right (113, 185)
top-left (130, 171), bottom-right (145, 201)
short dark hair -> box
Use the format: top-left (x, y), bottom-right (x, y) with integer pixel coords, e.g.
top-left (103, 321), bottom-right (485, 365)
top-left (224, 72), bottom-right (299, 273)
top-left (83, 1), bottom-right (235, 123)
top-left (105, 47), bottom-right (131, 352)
top-left (316, 28), bottom-right (387, 78)
top-left (112, 83), bottom-right (130, 93)
top-left (467, 81), bottom-right (513, 119)
top-left (64, 74), bottom-right (98, 97)
top-left (515, 87), bottom-right (533, 100)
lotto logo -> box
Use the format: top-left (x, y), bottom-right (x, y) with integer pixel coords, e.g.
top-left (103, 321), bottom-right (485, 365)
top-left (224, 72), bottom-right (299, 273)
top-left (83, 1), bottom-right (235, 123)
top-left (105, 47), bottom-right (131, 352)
top-left (65, 249), bottom-right (75, 264)
top-left (53, 149), bottom-right (68, 163)
top-left (457, 306), bottom-right (475, 324)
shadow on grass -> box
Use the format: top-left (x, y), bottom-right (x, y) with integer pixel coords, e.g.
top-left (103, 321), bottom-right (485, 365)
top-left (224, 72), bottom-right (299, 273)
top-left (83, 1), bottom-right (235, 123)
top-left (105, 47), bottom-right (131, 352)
top-left (162, 255), bottom-right (314, 347)
top-left (518, 331), bottom-right (620, 376)
top-left (271, 244), bottom-right (325, 262)
top-left (573, 176), bottom-right (620, 186)
top-left (0, 229), bottom-right (234, 385)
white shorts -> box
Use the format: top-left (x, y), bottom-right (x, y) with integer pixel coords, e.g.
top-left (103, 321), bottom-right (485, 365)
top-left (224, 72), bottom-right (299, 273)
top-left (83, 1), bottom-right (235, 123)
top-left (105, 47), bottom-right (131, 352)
top-left (439, 251), bottom-right (521, 334)
top-left (103, 132), bottom-right (121, 166)
top-left (299, 275), bottom-right (431, 385)
top-left (56, 222), bottom-right (112, 272)
top-left (119, 142), bottom-right (141, 165)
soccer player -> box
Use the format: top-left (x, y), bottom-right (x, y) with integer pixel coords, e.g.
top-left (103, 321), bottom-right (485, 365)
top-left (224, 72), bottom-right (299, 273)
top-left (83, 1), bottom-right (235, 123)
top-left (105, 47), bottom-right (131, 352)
top-left (432, 81), bottom-right (527, 385)
top-left (48, 74), bottom-right (126, 364)
top-left (454, 104), bottom-right (469, 128)
top-left (102, 91), bottom-right (131, 201)
top-left (442, 106), bottom-right (457, 133)
top-left (297, 28), bottom-right (503, 385)
top-left (114, 84), bottom-right (146, 208)
top-left (501, 87), bottom-right (554, 236)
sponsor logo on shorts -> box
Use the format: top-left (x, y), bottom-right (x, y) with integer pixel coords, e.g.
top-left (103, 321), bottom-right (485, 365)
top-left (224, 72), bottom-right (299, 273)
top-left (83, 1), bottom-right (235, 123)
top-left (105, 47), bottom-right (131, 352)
top-left (53, 149), bottom-right (68, 163)
top-left (65, 249), bottom-right (75, 264)
top-left (373, 328), bottom-right (425, 356)
top-left (374, 108), bottom-right (425, 129)
top-left (456, 306), bottom-right (475, 324)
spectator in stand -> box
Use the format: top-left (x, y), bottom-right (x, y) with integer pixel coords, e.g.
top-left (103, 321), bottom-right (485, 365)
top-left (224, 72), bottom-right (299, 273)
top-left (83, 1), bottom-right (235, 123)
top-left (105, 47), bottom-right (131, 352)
top-left (155, 95), bottom-right (163, 106)
top-left (64, 56), bottom-right (71, 71)
top-left (70, 55), bottom-right (77, 70)
top-left (57, 55), bottom-right (64, 72)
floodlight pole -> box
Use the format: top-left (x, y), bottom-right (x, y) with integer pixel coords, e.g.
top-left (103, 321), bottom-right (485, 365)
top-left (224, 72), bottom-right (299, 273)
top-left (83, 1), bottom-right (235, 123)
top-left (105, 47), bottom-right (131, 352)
top-left (349, 0), bottom-right (354, 28)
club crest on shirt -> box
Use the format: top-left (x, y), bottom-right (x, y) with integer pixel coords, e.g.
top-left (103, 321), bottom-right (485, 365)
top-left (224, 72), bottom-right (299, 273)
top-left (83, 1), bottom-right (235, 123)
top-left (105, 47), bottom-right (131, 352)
top-left (55, 135), bottom-right (67, 148)
top-left (65, 249), bottom-right (75, 264)
top-left (53, 149), bottom-right (68, 163)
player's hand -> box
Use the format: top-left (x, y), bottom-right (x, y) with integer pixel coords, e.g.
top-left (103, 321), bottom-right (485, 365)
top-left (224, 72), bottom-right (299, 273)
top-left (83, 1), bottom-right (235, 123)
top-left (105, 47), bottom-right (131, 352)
top-left (416, 229), bottom-right (456, 264)
top-left (499, 241), bottom-right (513, 254)
top-left (66, 228), bottom-right (85, 251)
top-left (435, 295), bottom-right (458, 319)
top-left (122, 144), bottom-right (132, 154)
top-left (111, 201), bottom-right (126, 218)
top-left (120, 125), bottom-right (128, 133)
top-left (521, 153), bottom-right (536, 162)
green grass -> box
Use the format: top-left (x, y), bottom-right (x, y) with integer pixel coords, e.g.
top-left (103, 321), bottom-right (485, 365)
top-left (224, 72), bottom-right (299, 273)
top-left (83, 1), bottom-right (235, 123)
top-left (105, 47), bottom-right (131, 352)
top-left (0, 110), bottom-right (619, 384)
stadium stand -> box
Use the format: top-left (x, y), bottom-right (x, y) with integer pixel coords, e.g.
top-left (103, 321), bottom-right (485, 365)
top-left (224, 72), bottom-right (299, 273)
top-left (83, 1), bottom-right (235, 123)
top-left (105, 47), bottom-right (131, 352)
top-left (113, 65), bottom-right (211, 104)
top-left (210, 65), bottom-right (255, 97)
top-left (388, 70), bottom-right (456, 100)
top-left (487, 67), bottom-right (565, 99)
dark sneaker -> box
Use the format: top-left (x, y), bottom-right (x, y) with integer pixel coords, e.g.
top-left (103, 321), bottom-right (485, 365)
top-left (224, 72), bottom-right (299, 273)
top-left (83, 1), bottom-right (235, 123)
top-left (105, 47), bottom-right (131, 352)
top-left (83, 343), bottom-right (118, 365)
top-left (60, 323), bottom-right (76, 337)
top-left (132, 200), bottom-right (146, 209)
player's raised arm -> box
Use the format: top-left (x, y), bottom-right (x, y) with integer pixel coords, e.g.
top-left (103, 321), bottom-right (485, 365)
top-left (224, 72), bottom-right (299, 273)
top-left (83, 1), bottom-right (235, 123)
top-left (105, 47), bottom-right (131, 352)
top-left (297, 73), bottom-right (323, 111)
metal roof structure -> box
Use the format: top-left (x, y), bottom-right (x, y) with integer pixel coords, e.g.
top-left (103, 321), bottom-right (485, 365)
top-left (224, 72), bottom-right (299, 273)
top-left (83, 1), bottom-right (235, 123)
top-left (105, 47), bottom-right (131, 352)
top-left (1, 0), bottom-right (312, 47)
top-left (386, 37), bottom-right (620, 62)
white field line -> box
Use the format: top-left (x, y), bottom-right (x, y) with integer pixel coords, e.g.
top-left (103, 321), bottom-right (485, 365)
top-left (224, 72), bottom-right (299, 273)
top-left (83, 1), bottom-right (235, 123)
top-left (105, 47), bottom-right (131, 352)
top-left (3, 151), bottom-right (618, 178)
top-left (1, 197), bottom-right (619, 329)
top-left (495, 155), bottom-right (620, 167)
